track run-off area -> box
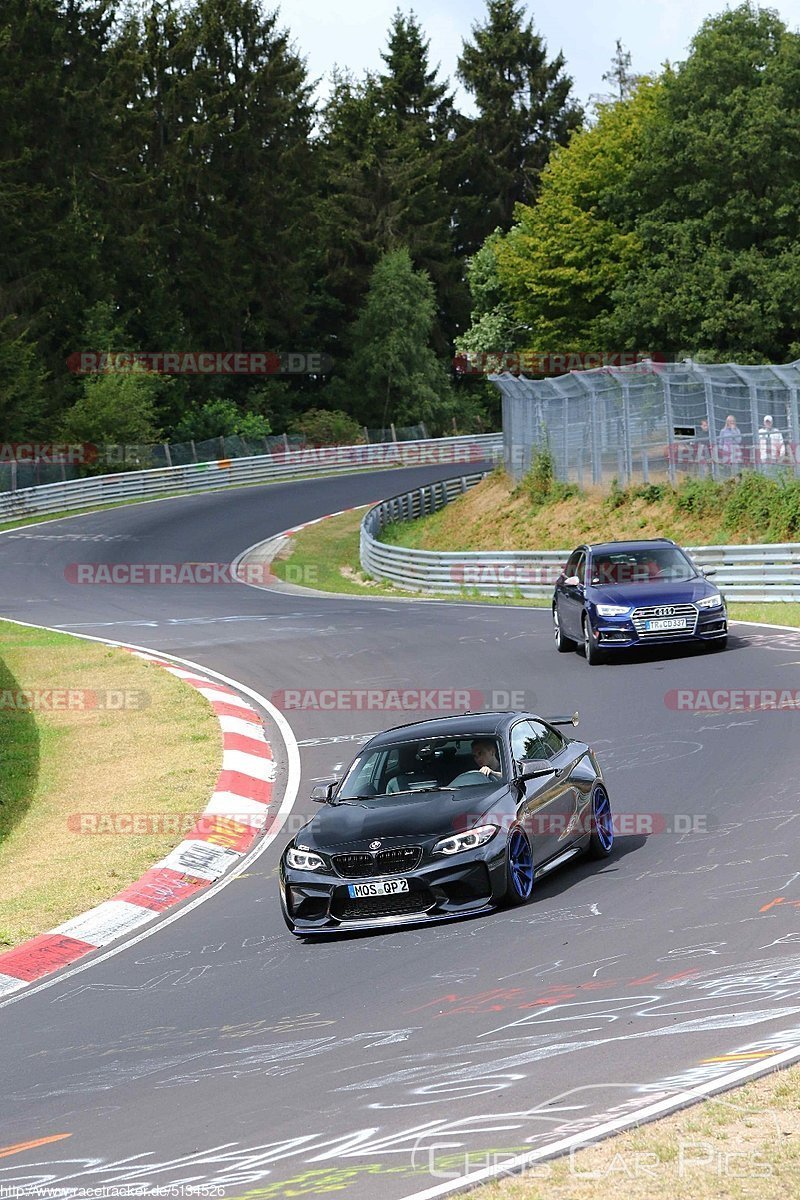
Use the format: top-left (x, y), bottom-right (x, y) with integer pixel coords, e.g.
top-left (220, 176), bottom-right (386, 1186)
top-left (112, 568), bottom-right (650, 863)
top-left (0, 463), bottom-right (799, 1198)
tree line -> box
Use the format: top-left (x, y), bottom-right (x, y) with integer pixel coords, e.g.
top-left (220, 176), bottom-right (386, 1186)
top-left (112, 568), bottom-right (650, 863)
top-left (2, 1), bottom-right (798, 450)
top-left (1, 0), bottom-right (578, 445)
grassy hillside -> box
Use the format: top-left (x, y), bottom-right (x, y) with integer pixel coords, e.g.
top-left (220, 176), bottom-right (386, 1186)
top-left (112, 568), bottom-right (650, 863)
top-left (379, 465), bottom-right (800, 552)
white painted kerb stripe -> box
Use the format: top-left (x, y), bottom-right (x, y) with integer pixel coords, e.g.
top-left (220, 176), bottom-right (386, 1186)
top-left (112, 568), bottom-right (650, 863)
top-left (204, 792), bottom-right (271, 824)
top-left (0, 974), bottom-right (28, 996)
top-left (198, 686), bottom-right (251, 709)
top-left (222, 748), bottom-right (275, 779)
top-left (218, 714), bottom-right (268, 741)
top-left (53, 900), bottom-right (157, 946)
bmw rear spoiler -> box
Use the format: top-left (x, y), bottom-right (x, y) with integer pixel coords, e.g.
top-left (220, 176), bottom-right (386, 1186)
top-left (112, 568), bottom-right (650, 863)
top-left (548, 712), bottom-right (579, 727)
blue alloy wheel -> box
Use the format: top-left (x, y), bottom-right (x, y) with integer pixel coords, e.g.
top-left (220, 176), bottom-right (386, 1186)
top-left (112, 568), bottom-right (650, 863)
top-left (505, 827), bottom-right (534, 904)
top-left (587, 784), bottom-right (614, 858)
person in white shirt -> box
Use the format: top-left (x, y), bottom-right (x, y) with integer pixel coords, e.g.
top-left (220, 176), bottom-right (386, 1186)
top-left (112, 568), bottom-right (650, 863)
top-left (758, 415), bottom-right (785, 463)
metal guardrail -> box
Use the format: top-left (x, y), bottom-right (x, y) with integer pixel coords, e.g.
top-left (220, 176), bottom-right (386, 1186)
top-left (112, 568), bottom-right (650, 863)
top-left (0, 435), bottom-right (503, 523)
top-left (360, 476), bottom-right (800, 601)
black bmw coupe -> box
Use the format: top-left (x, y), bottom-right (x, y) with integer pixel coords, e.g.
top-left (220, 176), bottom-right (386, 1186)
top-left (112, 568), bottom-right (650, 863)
top-left (279, 711), bottom-right (613, 935)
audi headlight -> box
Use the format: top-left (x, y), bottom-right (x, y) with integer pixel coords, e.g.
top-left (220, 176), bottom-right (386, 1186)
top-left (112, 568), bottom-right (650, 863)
top-left (596, 604), bottom-right (631, 617)
top-left (433, 824), bottom-right (498, 856)
top-left (698, 594), bottom-right (723, 609)
top-left (286, 846), bottom-right (325, 871)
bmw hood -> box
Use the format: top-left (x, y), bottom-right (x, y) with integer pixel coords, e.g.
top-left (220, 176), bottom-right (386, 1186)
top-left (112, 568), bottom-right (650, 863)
top-left (299, 785), bottom-right (507, 851)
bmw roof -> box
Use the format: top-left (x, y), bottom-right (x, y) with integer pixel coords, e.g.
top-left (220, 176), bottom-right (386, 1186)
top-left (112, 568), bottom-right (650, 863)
top-left (366, 712), bottom-right (533, 746)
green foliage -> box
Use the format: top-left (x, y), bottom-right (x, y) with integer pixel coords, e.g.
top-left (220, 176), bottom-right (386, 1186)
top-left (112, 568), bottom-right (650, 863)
top-left (456, 0), bottom-right (582, 254)
top-left (608, 5), bottom-right (800, 359)
top-left (520, 446), bottom-right (579, 508)
top-left (290, 409), bottom-right (364, 446)
top-left (673, 477), bottom-right (728, 518)
top-left (60, 370), bottom-right (166, 446)
top-left (0, 319), bottom-right (48, 440)
top-left (338, 248), bottom-right (454, 430)
top-left (170, 399), bottom-right (271, 443)
top-left (492, 79), bottom-right (658, 352)
top-left (600, 473), bottom-right (800, 541)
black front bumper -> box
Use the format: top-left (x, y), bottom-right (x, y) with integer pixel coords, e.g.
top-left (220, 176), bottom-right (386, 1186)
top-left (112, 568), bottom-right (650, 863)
top-left (280, 844), bottom-right (506, 934)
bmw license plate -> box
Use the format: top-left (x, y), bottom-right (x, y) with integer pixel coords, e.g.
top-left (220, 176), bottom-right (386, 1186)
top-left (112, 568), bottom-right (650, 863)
top-left (348, 879), bottom-right (409, 898)
top-left (644, 617), bottom-right (687, 631)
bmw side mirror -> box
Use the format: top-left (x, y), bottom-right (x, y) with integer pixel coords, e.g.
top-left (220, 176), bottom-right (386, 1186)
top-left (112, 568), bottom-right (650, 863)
top-left (310, 781), bottom-right (337, 803)
top-left (548, 712), bottom-right (579, 727)
top-left (564, 575), bottom-right (580, 587)
top-left (702, 568), bottom-right (717, 577)
top-left (516, 760), bottom-right (558, 780)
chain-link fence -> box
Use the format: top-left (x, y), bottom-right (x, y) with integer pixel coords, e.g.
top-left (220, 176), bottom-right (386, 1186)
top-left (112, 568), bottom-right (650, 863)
top-left (493, 360), bottom-right (800, 484)
top-left (0, 422), bottom-right (431, 493)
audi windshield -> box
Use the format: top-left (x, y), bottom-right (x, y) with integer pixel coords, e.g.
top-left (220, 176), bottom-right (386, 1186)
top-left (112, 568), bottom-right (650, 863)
top-left (590, 547), bottom-right (697, 585)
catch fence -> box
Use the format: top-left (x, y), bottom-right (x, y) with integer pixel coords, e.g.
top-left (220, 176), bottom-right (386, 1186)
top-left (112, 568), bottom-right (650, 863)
top-left (493, 360), bottom-right (800, 484)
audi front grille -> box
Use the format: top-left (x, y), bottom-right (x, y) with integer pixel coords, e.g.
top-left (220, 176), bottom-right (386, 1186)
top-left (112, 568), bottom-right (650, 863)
top-left (631, 603), bottom-right (698, 638)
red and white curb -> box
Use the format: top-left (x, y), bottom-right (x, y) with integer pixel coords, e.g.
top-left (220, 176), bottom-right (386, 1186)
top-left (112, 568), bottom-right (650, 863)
top-left (0, 652), bottom-right (276, 998)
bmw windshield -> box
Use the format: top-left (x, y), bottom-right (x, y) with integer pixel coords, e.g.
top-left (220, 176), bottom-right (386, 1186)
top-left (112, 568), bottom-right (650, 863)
top-left (336, 736), bottom-right (506, 800)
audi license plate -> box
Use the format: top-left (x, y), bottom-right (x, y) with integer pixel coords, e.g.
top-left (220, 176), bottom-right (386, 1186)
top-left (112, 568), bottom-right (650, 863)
top-left (644, 617), bottom-right (687, 631)
top-left (348, 879), bottom-right (409, 898)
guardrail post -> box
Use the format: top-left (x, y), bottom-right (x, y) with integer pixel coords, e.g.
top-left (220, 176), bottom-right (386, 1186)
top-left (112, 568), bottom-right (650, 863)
top-left (190, 440), bottom-right (198, 463)
top-left (163, 443), bottom-right (173, 467)
top-left (663, 377), bottom-right (677, 486)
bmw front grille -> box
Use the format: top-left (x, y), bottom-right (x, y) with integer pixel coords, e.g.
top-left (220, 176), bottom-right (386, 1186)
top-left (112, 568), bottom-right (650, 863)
top-left (332, 847), bottom-right (423, 878)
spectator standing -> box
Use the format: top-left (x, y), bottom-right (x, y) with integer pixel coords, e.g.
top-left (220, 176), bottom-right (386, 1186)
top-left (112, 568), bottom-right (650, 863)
top-left (758, 415), bottom-right (785, 464)
top-left (717, 414), bottom-right (743, 465)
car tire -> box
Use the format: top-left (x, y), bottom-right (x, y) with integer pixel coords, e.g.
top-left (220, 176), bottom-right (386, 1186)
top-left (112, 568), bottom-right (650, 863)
top-left (504, 825), bottom-right (535, 905)
top-left (583, 616), bottom-right (604, 665)
top-left (586, 784), bottom-right (614, 859)
top-left (711, 635), bottom-right (728, 651)
top-left (553, 607), bottom-right (577, 653)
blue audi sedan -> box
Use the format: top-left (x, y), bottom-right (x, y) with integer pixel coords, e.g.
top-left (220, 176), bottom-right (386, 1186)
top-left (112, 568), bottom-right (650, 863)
top-left (552, 539), bottom-right (727, 664)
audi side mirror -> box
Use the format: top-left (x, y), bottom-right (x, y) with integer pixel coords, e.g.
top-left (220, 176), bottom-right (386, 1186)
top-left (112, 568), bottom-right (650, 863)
top-left (564, 575), bottom-right (580, 587)
top-left (702, 568), bottom-right (717, 577)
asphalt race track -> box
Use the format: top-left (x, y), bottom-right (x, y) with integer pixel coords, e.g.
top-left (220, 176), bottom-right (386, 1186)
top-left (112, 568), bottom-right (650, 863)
top-left (1, 463), bottom-right (800, 1198)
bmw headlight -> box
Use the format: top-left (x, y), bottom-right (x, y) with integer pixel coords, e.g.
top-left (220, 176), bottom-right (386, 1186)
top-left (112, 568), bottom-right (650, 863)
top-left (698, 594), bottom-right (723, 609)
top-left (596, 604), bottom-right (631, 617)
top-left (286, 846), bottom-right (325, 871)
top-left (433, 824), bottom-right (498, 856)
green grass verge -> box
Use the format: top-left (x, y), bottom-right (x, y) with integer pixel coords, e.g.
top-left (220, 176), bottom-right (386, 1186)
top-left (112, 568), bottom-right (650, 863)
top-left (268, 509), bottom-right (550, 606)
top-left (463, 1063), bottom-right (800, 1200)
top-left (0, 621), bottom-right (221, 947)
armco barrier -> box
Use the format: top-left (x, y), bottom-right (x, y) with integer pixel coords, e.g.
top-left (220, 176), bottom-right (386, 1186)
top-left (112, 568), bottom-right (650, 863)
top-left (0, 435), bottom-right (502, 523)
top-left (360, 476), bottom-right (800, 601)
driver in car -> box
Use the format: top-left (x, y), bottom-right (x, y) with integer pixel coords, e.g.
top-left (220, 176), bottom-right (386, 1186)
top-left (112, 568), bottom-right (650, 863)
top-left (471, 739), bottom-right (503, 779)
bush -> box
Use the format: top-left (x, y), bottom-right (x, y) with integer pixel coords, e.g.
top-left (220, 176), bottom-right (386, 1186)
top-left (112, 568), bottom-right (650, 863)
top-left (519, 446), bottom-right (579, 509)
top-left (169, 398), bottom-right (271, 443)
top-left (290, 408), bottom-right (364, 446)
